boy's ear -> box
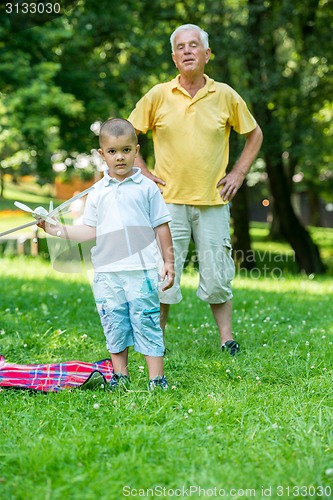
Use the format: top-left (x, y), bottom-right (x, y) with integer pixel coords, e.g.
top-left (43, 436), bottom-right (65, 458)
top-left (98, 148), bottom-right (105, 159)
top-left (135, 144), bottom-right (140, 155)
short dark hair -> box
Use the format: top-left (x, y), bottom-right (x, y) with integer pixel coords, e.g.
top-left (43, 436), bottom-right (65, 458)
top-left (99, 118), bottom-right (137, 146)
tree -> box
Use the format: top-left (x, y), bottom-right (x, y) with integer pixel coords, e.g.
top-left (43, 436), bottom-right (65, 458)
top-left (0, 14), bottom-right (84, 186)
top-left (241, 0), bottom-right (329, 273)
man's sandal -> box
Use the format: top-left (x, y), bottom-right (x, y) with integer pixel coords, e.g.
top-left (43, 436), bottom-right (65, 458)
top-left (221, 340), bottom-right (240, 356)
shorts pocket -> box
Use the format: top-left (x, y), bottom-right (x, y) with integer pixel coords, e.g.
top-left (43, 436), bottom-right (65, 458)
top-left (223, 238), bottom-right (235, 281)
top-left (142, 307), bottom-right (160, 327)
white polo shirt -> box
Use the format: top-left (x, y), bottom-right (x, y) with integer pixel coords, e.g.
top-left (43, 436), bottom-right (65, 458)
top-left (83, 168), bottom-right (171, 272)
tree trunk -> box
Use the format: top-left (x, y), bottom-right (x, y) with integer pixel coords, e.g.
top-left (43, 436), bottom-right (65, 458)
top-left (265, 155), bottom-right (325, 274)
top-left (231, 182), bottom-right (255, 270)
top-left (307, 188), bottom-right (322, 227)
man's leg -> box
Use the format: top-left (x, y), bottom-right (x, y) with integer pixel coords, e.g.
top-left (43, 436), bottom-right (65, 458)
top-left (158, 204), bottom-right (191, 335)
top-left (160, 303), bottom-right (170, 335)
top-left (193, 205), bottom-right (239, 354)
top-left (210, 300), bottom-right (233, 345)
top-left (211, 300), bottom-right (239, 355)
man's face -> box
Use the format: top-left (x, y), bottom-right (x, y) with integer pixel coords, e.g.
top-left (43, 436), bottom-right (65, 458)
top-left (172, 29), bottom-right (211, 75)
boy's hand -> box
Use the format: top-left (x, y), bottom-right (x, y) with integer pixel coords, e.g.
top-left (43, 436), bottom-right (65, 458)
top-left (37, 218), bottom-right (61, 236)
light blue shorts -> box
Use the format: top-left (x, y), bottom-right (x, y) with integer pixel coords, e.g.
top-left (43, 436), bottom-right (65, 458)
top-left (93, 269), bottom-right (165, 357)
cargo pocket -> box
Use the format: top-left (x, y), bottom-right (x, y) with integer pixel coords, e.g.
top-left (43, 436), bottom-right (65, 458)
top-left (223, 238), bottom-right (235, 282)
top-left (142, 307), bottom-right (160, 327)
top-left (95, 299), bottom-right (109, 331)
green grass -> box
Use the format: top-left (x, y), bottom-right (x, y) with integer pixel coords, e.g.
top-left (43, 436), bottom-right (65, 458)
top-left (0, 177), bottom-right (60, 232)
top-left (0, 177), bottom-right (54, 210)
top-left (0, 254), bottom-right (332, 499)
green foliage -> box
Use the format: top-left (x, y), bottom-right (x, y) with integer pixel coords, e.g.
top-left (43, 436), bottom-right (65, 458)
top-left (1, 0), bottom-right (332, 199)
top-left (0, 252), bottom-right (332, 498)
top-left (0, 18), bottom-right (83, 182)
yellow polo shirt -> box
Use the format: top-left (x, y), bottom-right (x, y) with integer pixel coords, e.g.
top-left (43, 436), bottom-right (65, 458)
top-left (128, 74), bottom-right (257, 205)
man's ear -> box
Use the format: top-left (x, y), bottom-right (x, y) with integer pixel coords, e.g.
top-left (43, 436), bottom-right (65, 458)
top-left (172, 52), bottom-right (178, 68)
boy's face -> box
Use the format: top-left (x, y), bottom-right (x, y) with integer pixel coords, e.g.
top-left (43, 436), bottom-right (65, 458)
top-left (98, 134), bottom-right (140, 181)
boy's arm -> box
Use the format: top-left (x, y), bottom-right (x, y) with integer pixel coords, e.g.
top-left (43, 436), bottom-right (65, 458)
top-left (39, 220), bottom-right (96, 242)
top-left (154, 222), bottom-right (174, 291)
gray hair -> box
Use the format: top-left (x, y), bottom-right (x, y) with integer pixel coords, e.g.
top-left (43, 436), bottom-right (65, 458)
top-left (170, 24), bottom-right (209, 52)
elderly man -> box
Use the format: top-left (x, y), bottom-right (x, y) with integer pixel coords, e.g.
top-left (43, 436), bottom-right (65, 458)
top-left (129, 24), bottom-right (263, 355)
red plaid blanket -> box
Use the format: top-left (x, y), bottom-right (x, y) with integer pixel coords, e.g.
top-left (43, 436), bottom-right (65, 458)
top-left (0, 355), bottom-right (113, 392)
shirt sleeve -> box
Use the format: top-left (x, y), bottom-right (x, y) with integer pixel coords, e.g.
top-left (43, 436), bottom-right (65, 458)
top-left (227, 88), bottom-right (257, 135)
top-left (149, 187), bottom-right (172, 228)
top-left (82, 190), bottom-right (98, 227)
top-left (128, 86), bottom-right (159, 133)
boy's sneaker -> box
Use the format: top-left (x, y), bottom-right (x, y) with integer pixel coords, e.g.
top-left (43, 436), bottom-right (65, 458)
top-left (221, 340), bottom-right (240, 356)
top-left (109, 372), bottom-right (130, 391)
top-left (148, 375), bottom-right (169, 391)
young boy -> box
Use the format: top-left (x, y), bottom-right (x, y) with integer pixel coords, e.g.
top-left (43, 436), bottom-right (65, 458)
top-left (41, 118), bottom-right (174, 391)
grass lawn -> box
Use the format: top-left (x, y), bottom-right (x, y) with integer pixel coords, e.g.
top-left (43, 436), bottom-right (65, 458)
top-left (0, 251), bottom-right (332, 499)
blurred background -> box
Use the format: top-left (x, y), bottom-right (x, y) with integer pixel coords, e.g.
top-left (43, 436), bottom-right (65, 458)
top-left (0, 0), bottom-right (332, 274)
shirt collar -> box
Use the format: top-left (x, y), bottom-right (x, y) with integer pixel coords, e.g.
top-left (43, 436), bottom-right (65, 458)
top-left (103, 167), bottom-right (143, 186)
top-left (171, 74), bottom-right (216, 93)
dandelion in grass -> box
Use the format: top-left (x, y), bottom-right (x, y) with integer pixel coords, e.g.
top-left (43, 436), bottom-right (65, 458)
top-left (207, 425), bottom-right (213, 432)
top-left (138, 365), bottom-right (145, 373)
top-left (93, 403), bottom-right (100, 410)
top-left (188, 408), bottom-right (193, 414)
top-left (272, 423), bottom-right (279, 429)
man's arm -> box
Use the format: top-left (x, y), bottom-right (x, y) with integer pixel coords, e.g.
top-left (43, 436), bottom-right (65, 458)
top-left (154, 222), bottom-right (175, 291)
top-left (217, 124), bottom-right (263, 201)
